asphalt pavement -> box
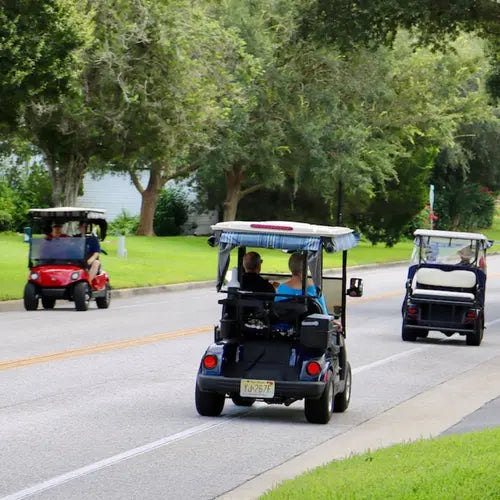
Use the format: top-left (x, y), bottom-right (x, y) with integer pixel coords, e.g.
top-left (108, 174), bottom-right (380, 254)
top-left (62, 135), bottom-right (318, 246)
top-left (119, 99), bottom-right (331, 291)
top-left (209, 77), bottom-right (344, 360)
top-left (1, 258), bottom-right (500, 500)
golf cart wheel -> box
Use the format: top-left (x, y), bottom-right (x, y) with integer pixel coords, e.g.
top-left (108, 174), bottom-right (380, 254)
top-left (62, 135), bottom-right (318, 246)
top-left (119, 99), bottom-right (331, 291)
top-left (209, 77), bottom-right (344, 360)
top-left (195, 383), bottom-right (225, 416)
top-left (74, 282), bottom-right (90, 311)
top-left (231, 395), bottom-right (255, 407)
top-left (401, 324), bottom-right (417, 342)
top-left (466, 318), bottom-right (484, 346)
top-left (334, 362), bottom-right (352, 413)
top-left (304, 370), bottom-right (334, 424)
top-left (96, 283), bottom-right (111, 309)
top-left (41, 297), bottom-right (56, 310)
top-left (23, 283), bottom-right (39, 311)
top-left (417, 330), bottom-right (429, 338)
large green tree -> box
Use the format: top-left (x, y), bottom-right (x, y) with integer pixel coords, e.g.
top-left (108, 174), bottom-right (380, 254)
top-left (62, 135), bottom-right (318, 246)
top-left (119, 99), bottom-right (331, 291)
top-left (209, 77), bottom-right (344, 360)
top-left (0, 0), bottom-right (91, 129)
top-left (92, 0), bottom-right (255, 234)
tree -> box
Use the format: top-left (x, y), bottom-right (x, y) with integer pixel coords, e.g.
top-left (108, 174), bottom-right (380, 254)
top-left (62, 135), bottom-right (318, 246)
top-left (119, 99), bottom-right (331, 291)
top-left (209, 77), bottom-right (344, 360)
top-left (300, 0), bottom-right (500, 51)
top-left (351, 34), bottom-right (495, 243)
top-left (91, 0), bottom-right (256, 234)
top-left (0, 0), bottom-right (91, 130)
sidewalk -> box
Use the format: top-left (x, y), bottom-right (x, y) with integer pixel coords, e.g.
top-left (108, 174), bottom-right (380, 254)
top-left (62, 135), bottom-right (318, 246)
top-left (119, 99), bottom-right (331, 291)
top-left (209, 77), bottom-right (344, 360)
top-left (442, 395), bottom-right (500, 435)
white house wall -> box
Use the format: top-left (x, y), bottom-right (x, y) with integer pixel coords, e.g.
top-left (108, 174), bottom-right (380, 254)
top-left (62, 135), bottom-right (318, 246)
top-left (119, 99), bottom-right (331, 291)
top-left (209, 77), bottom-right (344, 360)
top-left (77, 172), bottom-right (218, 234)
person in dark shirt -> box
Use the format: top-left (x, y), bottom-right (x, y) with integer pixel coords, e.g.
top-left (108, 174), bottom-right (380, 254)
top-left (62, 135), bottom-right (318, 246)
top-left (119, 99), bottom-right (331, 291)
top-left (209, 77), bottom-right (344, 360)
top-left (241, 251), bottom-right (275, 294)
top-left (76, 222), bottom-right (101, 280)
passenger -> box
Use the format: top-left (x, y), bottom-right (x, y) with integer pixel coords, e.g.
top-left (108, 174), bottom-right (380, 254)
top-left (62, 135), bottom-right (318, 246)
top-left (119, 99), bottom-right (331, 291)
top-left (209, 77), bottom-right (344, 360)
top-left (241, 251), bottom-right (276, 294)
top-left (275, 252), bottom-right (328, 315)
top-left (457, 246), bottom-right (474, 266)
top-left (76, 222), bottom-right (101, 281)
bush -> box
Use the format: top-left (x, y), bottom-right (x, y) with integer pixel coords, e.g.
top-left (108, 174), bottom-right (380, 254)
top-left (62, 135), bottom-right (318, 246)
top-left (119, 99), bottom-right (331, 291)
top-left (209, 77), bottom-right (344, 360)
top-left (0, 163), bottom-right (52, 231)
top-left (108, 210), bottom-right (140, 236)
top-left (434, 184), bottom-right (495, 231)
top-left (153, 188), bottom-right (190, 236)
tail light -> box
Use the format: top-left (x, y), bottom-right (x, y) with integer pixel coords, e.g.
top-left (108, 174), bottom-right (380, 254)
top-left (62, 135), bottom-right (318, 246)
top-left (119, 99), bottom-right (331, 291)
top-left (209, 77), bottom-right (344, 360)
top-left (407, 305), bottom-right (418, 317)
top-left (202, 354), bottom-right (218, 370)
top-left (306, 361), bottom-right (321, 377)
top-left (466, 310), bottom-right (477, 319)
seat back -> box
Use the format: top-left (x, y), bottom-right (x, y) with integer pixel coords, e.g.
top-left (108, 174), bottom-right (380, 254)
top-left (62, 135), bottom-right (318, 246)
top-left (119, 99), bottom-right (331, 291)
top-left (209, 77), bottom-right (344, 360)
top-left (414, 268), bottom-right (476, 289)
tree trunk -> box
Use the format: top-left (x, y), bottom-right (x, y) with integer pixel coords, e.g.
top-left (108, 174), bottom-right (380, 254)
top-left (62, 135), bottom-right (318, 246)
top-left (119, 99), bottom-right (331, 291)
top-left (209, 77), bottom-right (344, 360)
top-left (135, 168), bottom-right (164, 236)
top-left (48, 155), bottom-right (87, 207)
top-left (223, 166), bottom-right (244, 221)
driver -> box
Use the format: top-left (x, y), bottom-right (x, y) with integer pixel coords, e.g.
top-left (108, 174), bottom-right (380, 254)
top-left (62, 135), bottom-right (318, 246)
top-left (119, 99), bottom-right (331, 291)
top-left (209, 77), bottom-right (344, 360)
top-left (76, 222), bottom-right (101, 281)
top-left (241, 252), bottom-right (276, 294)
top-left (45, 223), bottom-right (69, 239)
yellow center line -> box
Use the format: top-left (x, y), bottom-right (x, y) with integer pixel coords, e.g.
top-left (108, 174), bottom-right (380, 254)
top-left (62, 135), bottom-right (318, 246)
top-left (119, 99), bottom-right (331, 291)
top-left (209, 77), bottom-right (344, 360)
top-left (4, 272), bottom-right (499, 372)
top-left (0, 325), bottom-right (212, 372)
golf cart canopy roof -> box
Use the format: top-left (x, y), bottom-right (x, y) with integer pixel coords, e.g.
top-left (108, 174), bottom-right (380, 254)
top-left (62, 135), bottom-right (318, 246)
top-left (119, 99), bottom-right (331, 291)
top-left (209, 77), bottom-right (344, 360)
top-left (414, 229), bottom-right (488, 241)
top-left (29, 207), bottom-right (108, 240)
top-left (29, 207), bottom-right (107, 220)
top-left (211, 221), bottom-right (358, 252)
top-left (211, 220), bottom-right (359, 291)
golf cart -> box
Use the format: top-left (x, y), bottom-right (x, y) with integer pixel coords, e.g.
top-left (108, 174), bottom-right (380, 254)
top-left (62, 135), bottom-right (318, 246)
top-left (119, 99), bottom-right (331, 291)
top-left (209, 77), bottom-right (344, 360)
top-left (402, 229), bottom-right (492, 346)
top-left (24, 207), bottom-right (111, 311)
top-left (195, 221), bottom-right (363, 424)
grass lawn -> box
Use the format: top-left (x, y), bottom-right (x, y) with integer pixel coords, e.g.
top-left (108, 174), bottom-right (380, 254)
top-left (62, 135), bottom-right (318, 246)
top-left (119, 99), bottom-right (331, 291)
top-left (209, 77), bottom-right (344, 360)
top-left (261, 426), bottom-right (500, 500)
top-left (1, 216), bottom-right (498, 301)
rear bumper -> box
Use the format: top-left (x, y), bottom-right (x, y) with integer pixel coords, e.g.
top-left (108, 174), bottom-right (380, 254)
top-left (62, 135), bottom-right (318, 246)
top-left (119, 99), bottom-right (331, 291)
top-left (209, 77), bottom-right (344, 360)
top-left (197, 374), bottom-right (326, 400)
top-left (405, 322), bottom-right (475, 334)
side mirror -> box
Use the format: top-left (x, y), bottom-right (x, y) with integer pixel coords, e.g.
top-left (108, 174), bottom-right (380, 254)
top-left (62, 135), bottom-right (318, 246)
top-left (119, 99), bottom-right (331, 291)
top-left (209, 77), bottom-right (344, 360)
top-left (347, 277), bottom-right (363, 297)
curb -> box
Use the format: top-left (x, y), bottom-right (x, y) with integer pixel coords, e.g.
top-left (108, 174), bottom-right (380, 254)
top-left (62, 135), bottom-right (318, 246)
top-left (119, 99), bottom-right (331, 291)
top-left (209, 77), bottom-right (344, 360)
top-left (1, 254), bottom-right (496, 312)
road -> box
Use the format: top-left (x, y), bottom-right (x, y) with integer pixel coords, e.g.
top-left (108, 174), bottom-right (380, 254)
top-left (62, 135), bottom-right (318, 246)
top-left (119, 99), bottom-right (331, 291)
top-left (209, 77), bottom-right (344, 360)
top-left (1, 258), bottom-right (500, 499)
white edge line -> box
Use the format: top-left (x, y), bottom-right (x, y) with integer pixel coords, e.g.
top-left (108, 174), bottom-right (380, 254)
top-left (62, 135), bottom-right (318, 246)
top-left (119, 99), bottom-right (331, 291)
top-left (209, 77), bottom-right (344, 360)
top-left (0, 415), bottom-right (244, 500)
top-left (1, 346), bottom-right (429, 499)
top-left (352, 347), bottom-right (426, 375)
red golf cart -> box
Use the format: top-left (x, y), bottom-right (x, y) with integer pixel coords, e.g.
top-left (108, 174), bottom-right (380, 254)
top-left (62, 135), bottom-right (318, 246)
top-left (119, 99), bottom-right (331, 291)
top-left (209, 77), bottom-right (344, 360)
top-left (24, 207), bottom-right (111, 311)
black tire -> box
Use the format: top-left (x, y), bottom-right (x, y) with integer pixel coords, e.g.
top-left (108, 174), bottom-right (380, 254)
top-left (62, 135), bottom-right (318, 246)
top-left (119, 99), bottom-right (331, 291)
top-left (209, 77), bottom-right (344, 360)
top-left (417, 330), bottom-right (429, 338)
top-left (195, 383), bottom-right (225, 416)
top-left (334, 362), bottom-right (352, 413)
top-left (41, 297), bottom-right (56, 309)
top-left (73, 282), bottom-right (90, 311)
top-left (466, 320), bottom-right (484, 346)
top-left (402, 323), bottom-right (417, 341)
top-left (231, 395), bottom-right (255, 407)
top-left (96, 283), bottom-right (111, 309)
top-left (23, 283), bottom-right (39, 311)
top-left (304, 370), bottom-right (334, 424)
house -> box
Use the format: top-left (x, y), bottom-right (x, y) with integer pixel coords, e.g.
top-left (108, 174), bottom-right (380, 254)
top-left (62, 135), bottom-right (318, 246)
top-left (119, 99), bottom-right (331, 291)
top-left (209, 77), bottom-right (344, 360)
top-left (77, 172), bottom-right (218, 235)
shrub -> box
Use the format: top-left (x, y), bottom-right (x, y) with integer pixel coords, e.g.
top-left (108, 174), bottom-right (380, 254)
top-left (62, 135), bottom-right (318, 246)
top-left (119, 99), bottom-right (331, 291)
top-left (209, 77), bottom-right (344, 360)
top-left (153, 188), bottom-right (190, 236)
top-left (434, 184), bottom-right (495, 231)
top-left (108, 210), bottom-right (140, 236)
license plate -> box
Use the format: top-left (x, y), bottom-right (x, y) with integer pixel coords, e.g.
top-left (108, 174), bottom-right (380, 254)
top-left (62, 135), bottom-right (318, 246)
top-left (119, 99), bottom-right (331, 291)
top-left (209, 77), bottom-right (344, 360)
top-left (240, 379), bottom-right (275, 399)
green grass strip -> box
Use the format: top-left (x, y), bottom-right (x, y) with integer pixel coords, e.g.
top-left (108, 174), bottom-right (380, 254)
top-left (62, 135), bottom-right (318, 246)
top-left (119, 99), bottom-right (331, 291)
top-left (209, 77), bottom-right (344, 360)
top-left (261, 426), bottom-right (500, 500)
top-left (1, 213), bottom-right (498, 301)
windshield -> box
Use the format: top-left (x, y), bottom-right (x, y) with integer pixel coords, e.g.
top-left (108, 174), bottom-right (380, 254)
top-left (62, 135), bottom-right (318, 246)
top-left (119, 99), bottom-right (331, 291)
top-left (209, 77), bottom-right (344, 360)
top-left (30, 237), bottom-right (86, 264)
top-left (411, 237), bottom-right (481, 266)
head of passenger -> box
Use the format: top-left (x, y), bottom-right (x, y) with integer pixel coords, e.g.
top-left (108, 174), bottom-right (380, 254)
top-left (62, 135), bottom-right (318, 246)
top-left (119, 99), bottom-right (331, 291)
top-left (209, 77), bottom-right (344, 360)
top-left (243, 252), bottom-right (263, 274)
top-left (288, 252), bottom-right (304, 278)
